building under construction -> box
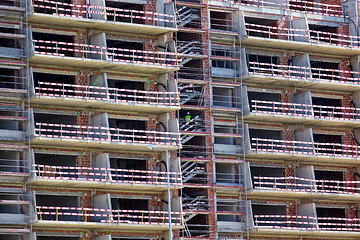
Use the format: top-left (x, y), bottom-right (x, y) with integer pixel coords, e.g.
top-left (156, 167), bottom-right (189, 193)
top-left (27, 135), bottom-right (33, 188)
top-left (1, 0), bottom-right (360, 239)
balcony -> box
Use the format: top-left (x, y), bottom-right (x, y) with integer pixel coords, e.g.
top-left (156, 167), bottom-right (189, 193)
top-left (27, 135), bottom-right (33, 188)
top-left (245, 100), bottom-right (360, 128)
top-left (252, 215), bottom-right (360, 238)
top-left (31, 40), bottom-right (179, 75)
top-left (248, 138), bottom-right (360, 165)
top-left (29, 0), bottom-right (176, 35)
top-left (242, 23), bottom-right (360, 56)
top-left (32, 123), bottom-right (181, 151)
top-left (249, 176), bottom-right (360, 201)
top-left (34, 206), bottom-right (183, 231)
top-left (244, 61), bottom-right (360, 92)
top-left (32, 81), bottom-right (180, 113)
top-left (31, 164), bottom-right (182, 191)
top-left (208, 0), bottom-right (344, 20)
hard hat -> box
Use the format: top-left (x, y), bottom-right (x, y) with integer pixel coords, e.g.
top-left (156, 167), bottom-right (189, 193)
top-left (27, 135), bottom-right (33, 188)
top-left (187, 112), bottom-right (190, 114)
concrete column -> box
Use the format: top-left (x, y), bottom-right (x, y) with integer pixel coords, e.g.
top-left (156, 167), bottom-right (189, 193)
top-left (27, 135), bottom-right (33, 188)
top-left (89, 32), bottom-right (107, 60)
top-left (291, 18), bottom-right (309, 42)
top-left (89, 0), bottom-right (106, 20)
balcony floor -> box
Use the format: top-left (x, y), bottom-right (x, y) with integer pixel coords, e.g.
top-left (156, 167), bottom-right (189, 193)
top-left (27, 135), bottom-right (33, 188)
top-left (243, 75), bottom-right (360, 93)
top-left (250, 228), bottom-right (360, 239)
top-left (30, 55), bottom-right (179, 76)
top-left (246, 151), bottom-right (360, 166)
top-left (31, 96), bottom-right (180, 114)
top-left (247, 189), bottom-right (360, 202)
top-left (33, 220), bottom-right (183, 231)
top-left (244, 112), bottom-right (360, 129)
top-left (29, 14), bottom-right (177, 36)
top-left (31, 138), bottom-right (180, 152)
top-left (30, 178), bottom-right (182, 192)
top-left (242, 36), bottom-right (360, 56)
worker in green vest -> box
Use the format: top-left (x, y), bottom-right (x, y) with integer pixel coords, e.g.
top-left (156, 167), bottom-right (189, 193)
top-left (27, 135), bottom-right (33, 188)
top-left (185, 112), bottom-right (191, 123)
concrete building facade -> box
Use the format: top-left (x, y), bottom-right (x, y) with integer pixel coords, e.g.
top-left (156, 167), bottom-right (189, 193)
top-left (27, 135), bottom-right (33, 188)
top-left (1, 0), bottom-right (360, 239)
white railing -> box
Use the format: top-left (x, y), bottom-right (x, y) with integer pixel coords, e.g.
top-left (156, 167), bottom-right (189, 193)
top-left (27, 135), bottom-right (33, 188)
top-left (35, 82), bottom-right (180, 108)
top-left (254, 215), bottom-right (360, 232)
top-left (33, 164), bottom-right (182, 186)
top-left (251, 100), bottom-right (360, 122)
top-left (32, 0), bottom-right (175, 26)
top-left (252, 138), bottom-right (360, 158)
top-left (253, 176), bottom-right (360, 195)
top-left (245, 23), bottom-right (359, 48)
top-left (32, 40), bottom-right (179, 68)
top-left (248, 62), bottom-right (360, 86)
top-left (35, 122), bottom-right (181, 147)
top-left (217, 0), bottom-right (344, 17)
top-left (37, 206), bottom-right (182, 225)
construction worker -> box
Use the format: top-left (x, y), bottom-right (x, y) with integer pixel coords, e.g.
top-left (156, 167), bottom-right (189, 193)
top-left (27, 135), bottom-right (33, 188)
top-left (185, 112), bottom-right (191, 123)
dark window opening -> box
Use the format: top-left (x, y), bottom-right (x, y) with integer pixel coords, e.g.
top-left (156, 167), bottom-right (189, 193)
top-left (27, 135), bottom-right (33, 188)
top-left (111, 198), bottom-right (148, 210)
top-left (251, 166), bottom-right (284, 189)
top-left (34, 112), bottom-right (76, 125)
top-left (247, 54), bottom-right (279, 73)
top-left (36, 194), bottom-right (79, 221)
top-left (309, 24), bottom-right (338, 44)
top-left (33, 72), bottom-right (75, 95)
top-left (252, 204), bottom-right (286, 226)
top-left (313, 133), bottom-right (342, 154)
top-left (210, 11), bottom-right (232, 31)
top-left (250, 129), bottom-right (282, 150)
top-left (110, 158), bottom-right (146, 181)
top-left (316, 207), bottom-right (346, 229)
top-left (245, 17), bottom-right (278, 38)
top-left (33, 32), bottom-right (74, 57)
top-left (312, 96), bottom-right (341, 118)
top-left (34, 0), bottom-right (71, 15)
top-left (105, 2), bottom-right (144, 24)
top-left (310, 60), bottom-right (339, 81)
top-left (35, 153), bottom-right (76, 167)
top-left (248, 91), bottom-right (281, 112)
top-left (0, 68), bottom-right (22, 90)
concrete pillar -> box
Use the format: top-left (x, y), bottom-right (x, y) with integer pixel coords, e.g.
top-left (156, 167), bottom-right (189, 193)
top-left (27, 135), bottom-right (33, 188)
top-left (89, 0), bottom-right (106, 20)
top-left (291, 18), bottom-right (309, 42)
top-left (298, 203), bottom-right (317, 228)
top-left (89, 32), bottom-right (107, 60)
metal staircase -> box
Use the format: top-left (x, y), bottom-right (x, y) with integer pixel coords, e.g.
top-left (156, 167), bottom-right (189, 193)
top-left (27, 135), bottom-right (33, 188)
top-left (176, 6), bottom-right (201, 27)
top-left (181, 161), bottom-right (205, 182)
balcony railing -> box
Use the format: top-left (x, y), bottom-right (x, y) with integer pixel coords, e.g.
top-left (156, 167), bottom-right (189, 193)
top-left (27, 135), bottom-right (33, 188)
top-left (32, 40), bottom-right (179, 68)
top-left (34, 123), bottom-right (181, 148)
top-left (251, 100), bottom-right (360, 122)
top-left (251, 138), bottom-right (360, 159)
top-left (36, 206), bottom-right (182, 226)
top-left (254, 215), bottom-right (360, 232)
top-left (247, 62), bottom-right (360, 87)
top-left (32, 164), bottom-right (182, 186)
top-left (32, 0), bottom-right (175, 27)
top-left (245, 23), bottom-right (359, 48)
top-left (35, 82), bottom-right (180, 109)
top-left (253, 176), bottom-right (360, 196)
top-left (217, 0), bottom-right (344, 18)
